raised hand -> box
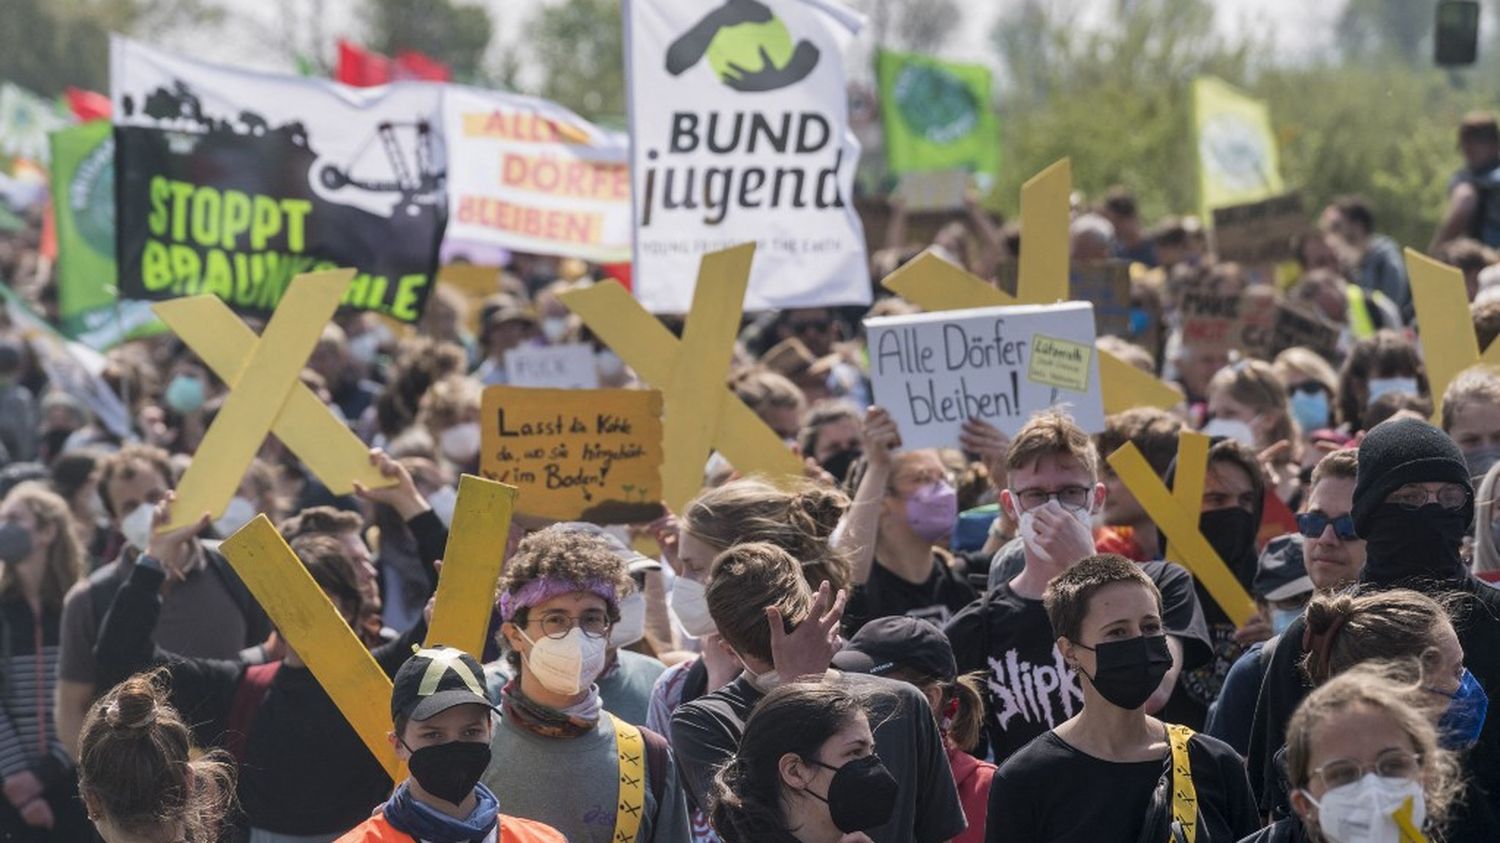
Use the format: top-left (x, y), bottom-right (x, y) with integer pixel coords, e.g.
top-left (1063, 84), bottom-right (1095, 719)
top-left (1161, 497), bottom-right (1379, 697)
top-left (767, 580), bottom-right (846, 682)
top-left (146, 492), bottom-right (210, 580)
top-left (352, 448), bottom-right (428, 520)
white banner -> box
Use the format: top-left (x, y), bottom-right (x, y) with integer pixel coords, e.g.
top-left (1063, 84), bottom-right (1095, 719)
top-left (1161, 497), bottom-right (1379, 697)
top-left (444, 86), bottom-right (631, 263)
top-left (864, 302), bottom-right (1106, 449)
top-left (624, 0), bottom-right (872, 313)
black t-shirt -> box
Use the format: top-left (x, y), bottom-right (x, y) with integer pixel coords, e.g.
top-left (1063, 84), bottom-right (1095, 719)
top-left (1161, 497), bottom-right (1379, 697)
top-left (846, 552), bottom-right (977, 632)
top-left (945, 561), bottom-right (1211, 763)
top-left (669, 671), bottom-right (966, 843)
top-left (985, 729), bottom-right (1258, 843)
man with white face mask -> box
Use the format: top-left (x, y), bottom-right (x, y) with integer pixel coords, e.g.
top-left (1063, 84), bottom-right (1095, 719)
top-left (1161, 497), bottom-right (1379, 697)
top-left (946, 412), bottom-right (1211, 762)
top-left (55, 444), bottom-right (271, 757)
top-left (486, 528), bottom-right (690, 843)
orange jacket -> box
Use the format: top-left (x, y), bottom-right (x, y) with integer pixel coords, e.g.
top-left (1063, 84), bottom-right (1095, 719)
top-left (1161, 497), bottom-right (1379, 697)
top-left (336, 810), bottom-right (566, 843)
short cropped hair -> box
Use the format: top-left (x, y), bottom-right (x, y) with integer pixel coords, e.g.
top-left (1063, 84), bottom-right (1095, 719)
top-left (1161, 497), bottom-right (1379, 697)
top-left (1005, 411), bottom-right (1100, 480)
top-left (1096, 408), bottom-right (1182, 477)
top-left (705, 542), bottom-right (812, 665)
top-left (279, 506), bottom-right (362, 542)
top-left (1441, 366), bottom-right (1500, 432)
top-left (1309, 448), bottom-right (1358, 490)
top-left (1043, 553), bottom-right (1162, 644)
top-left (97, 445), bottom-right (173, 518)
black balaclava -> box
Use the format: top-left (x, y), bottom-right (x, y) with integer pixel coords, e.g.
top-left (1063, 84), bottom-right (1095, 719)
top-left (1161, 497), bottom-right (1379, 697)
top-left (1352, 417), bottom-right (1473, 585)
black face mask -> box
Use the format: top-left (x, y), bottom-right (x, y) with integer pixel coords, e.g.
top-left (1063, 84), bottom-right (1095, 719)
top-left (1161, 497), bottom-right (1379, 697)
top-left (1198, 507), bottom-right (1259, 584)
top-left (405, 740), bottom-right (492, 806)
top-left (818, 448), bottom-right (861, 484)
top-left (1074, 634), bottom-right (1174, 710)
top-left (0, 523), bottom-right (31, 565)
top-left (810, 754), bottom-right (898, 833)
top-left (1362, 503), bottom-right (1469, 585)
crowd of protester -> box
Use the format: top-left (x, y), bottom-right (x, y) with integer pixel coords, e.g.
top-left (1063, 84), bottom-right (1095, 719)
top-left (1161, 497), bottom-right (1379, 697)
top-left (0, 112), bottom-right (1499, 842)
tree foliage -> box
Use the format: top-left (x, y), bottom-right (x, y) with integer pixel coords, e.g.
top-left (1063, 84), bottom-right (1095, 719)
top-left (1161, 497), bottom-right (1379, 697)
top-left (524, 0), bottom-right (627, 122)
top-left (986, 0), bottom-right (1499, 251)
top-left (360, 0), bottom-right (494, 83)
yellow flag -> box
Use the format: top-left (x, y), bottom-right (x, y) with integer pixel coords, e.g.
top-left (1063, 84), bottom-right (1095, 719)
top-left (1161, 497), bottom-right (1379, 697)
top-left (1194, 76), bottom-right (1283, 221)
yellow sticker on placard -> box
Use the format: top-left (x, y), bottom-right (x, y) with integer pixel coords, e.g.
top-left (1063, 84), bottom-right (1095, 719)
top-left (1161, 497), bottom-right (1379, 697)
top-left (1027, 335), bottom-right (1091, 391)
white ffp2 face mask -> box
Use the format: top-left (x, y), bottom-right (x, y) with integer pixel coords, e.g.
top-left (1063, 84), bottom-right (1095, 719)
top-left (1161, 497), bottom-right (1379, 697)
top-left (120, 502), bottom-right (156, 552)
top-left (1306, 773), bottom-right (1426, 843)
top-left (609, 590), bottom-right (646, 649)
top-left (439, 422), bottom-right (482, 464)
top-left (1201, 416), bottom-right (1257, 447)
top-left (519, 626), bottom-right (608, 697)
top-left (670, 576), bottom-right (717, 638)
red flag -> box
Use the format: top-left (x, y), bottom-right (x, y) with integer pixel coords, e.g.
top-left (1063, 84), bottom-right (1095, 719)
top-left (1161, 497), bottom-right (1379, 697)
top-left (1257, 488), bottom-right (1299, 551)
top-left (336, 39), bottom-right (393, 87)
top-left (394, 50), bottom-right (451, 82)
top-left (601, 262), bottom-right (632, 291)
top-left (65, 87), bottom-right (111, 121)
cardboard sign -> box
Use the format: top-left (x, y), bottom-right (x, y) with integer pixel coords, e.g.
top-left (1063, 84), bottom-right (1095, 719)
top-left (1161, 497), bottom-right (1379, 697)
top-left (864, 301), bottom-right (1106, 448)
top-left (1271, 302), bottom-right (1340, 359)
top-left (480, 386), bottom-right (665, 523)
top-left (892, 170), bottom-right (971, 212)
top-left (1070, 261), bottom-right (1132, 337)
top-left (504, 343), bottom-right (600, 389)
top-left (1211, 192), bottom-right (1304, 265)
top-left (1237, 288), bottom-right (1280, 360)
top-left (1178, 288), bottom-right (1243, 355)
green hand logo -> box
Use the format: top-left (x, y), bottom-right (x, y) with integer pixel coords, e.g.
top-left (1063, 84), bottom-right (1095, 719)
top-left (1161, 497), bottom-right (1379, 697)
top-left (665, 0), bottom-right (821, 92)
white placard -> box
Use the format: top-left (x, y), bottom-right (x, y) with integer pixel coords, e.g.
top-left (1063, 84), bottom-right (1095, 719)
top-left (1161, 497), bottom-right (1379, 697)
top-left (864, 301), bottom-right (1106, 449)
top-left (623, 0), bottom-right (872, 313)
top-left (504, 343), bottom-right (601, 389)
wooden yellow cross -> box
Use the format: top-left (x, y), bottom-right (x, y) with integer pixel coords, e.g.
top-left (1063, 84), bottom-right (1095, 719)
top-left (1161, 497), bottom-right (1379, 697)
top-left (559, 243), bottom-right (803, 515)
top-left (151, 270), bottom-right (395, 531)
top-left (881, 159), bottom-right (1183, 415)
top-left (221, 473), bottom-right (516, 778)
top-left (1107, 434), bottom-right (1257, 626)
top-left (1406, 247), bottom-right (1500, 423)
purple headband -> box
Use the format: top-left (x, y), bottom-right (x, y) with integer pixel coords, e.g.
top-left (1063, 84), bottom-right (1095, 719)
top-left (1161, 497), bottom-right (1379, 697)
top-left (498, 576), bottom-right (617, 622)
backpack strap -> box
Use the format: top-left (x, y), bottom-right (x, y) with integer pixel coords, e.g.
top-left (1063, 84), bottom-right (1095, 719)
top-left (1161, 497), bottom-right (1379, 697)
top-left (638, 723), bottom-right (670, 812)
top-left (609, 712), bottom-right (648, 843)
top-left (225, 661), bottom-right (281, 765)
top-left (1166, 724), bottom-right (1199, 843)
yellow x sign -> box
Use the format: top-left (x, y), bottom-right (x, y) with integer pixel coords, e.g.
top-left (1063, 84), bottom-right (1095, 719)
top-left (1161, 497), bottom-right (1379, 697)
top-left (559, 244), bottom-right (803, 515)
top-left (1107, 437), bottom-right (1256, 626)
top-left (151, 270), bottom-right (395, 532)
top-left (882, 159), bottom-right (1183, 415)
top-left (220, 473), bottom-right (517, 779)
top-left (1406, 247), bottom-right (1500, 423)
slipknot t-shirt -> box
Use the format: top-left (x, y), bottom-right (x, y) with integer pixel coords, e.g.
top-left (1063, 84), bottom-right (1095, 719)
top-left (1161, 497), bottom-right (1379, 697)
top-left (944, 560), bottom-right (1210, 763)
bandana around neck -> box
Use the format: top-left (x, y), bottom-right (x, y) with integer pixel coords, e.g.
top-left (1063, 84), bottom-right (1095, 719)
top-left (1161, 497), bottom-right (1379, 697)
top-left (383, 780), bottom-right (499, 843)
top-left (501, 678), bottom-right (601, 739)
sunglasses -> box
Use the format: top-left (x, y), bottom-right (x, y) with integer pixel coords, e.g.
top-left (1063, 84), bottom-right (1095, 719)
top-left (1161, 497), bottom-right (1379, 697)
top-left (1296, 511), bottom-right (1358, 541)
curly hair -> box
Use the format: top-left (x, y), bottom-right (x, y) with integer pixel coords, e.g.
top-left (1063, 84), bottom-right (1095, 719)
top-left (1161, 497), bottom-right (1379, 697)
top-left (497, 529), bottom-right (633, 670)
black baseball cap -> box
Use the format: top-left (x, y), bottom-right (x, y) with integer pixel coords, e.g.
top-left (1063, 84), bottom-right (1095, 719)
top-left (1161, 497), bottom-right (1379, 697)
top-left (391, 646), bottom-right (493, 724)
top-left (832, 616), bottom-right (956, 682)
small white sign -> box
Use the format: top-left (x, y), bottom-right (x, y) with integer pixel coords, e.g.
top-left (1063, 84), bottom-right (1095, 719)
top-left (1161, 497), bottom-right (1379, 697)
top-left (864, 301), bottom-right (1105, 449)
top-left (504, 343), bottom-right (601, 390)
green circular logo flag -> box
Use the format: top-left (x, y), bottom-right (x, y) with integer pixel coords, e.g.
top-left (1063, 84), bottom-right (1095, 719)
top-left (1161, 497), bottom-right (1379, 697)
top-left (1199, 114), bottom-right (1273, 193)
top-left (893, 63), bottom-right (978, 146)
top-left (72, 138), bottom-right (116, 255)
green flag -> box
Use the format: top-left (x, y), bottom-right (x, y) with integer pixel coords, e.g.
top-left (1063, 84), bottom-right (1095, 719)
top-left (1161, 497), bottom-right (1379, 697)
top-left (876, 49), bottom-right (999, 178)
top-left (49, 121), bottom-right (162, 349)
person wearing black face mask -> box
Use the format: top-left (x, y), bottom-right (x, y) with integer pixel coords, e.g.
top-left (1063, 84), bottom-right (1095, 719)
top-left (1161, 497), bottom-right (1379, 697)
top-left (986, 555), bottom-right (1258, 843)
top-left (1247, 418), bottom-right (1500, 839)
top-left (1156, 439), bottom-right (1266, 731)
top-left (338, 646), bottom-right (565, 843)
top-left (711, 683), bottom-right (896, 843)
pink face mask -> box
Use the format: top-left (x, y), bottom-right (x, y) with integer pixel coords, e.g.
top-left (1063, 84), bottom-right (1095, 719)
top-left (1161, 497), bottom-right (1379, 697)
top-left (906, 481), bottom-right (958, 543)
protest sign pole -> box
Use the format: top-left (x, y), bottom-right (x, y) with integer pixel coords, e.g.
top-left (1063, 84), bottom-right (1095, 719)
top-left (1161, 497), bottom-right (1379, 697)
top-left (222, 516), bottom-right (404, 779)
top-left (425, 475), bottom-right (517, 659)
top-left (559, 247), bottom-right (802, 515)
top-left (1107, 443), bottom-right (1256, 626)
top-left (152, 270), bottom-right (396, 531)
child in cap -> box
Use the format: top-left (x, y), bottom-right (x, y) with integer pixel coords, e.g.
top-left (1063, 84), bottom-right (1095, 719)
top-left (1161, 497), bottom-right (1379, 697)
top-left (337, 646), bottom-right (564, 843)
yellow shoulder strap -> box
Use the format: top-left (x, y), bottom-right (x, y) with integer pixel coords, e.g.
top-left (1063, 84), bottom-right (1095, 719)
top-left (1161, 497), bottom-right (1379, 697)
top-left (610, 713), bottom-right (648, 843)
top-left (1166, 723), bottom-right (1198, 843)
